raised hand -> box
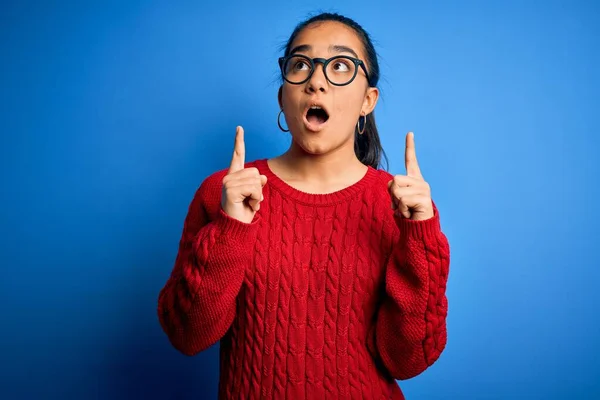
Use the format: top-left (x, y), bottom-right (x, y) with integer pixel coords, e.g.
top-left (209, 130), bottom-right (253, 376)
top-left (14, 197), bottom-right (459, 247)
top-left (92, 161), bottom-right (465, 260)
top-left (387, 132), bottom-right (434, 221)
top-left (221, 126), bottom-right (267, 224)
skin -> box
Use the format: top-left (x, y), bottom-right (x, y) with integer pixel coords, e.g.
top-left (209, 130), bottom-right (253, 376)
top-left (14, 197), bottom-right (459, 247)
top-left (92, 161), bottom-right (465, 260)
top-left (221, 126), bottom-right (267, 224)
top-left (221, 21), bottom-right (434, 224)
top-left (389, 132), bottom-right (434, 221)
top-left (272, 21), bottom-right (378, 194)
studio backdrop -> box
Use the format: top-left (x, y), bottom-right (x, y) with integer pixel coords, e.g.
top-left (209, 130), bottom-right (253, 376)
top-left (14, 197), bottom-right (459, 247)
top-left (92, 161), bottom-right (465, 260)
top-left (1, 1), bottom-right (598, 399)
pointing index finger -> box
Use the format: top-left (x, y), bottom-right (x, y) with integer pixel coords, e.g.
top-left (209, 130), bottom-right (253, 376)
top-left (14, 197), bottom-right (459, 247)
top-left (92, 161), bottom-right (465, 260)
top-left (229, 126), bottom-right (245, 173)
top-left (405, 131), bottom-right (422, 178)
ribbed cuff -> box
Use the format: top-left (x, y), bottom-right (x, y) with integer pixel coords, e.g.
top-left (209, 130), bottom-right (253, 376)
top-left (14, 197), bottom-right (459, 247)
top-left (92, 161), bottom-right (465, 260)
top-left (394, 208), bottom-right (441, 239)
top-left (213, 208), bottom-right (261, 241)
top-left (192, 208), bottom-right (260, 291)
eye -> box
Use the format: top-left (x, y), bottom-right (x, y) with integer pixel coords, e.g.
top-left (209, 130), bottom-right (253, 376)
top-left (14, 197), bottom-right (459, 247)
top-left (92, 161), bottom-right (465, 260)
top-left (331, 60), bottom-right (351, 72)
top-left (293, 60), bottom-right (310, 71)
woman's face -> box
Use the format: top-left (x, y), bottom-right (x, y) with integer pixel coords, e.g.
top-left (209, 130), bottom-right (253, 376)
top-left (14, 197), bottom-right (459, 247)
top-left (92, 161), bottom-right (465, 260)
top-left (279, 21), bottom-right (379, 157)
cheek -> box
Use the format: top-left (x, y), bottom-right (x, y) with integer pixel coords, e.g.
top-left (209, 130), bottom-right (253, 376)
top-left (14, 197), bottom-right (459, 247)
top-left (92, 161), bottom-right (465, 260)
top-left (281, 85), bottom-right (305, 106)
top-left (280, 85), bottom-right (294, 108)
top-left (331, 90), bottom-right (363, 122)
top-left (281, 87), bottom-right (304, 120)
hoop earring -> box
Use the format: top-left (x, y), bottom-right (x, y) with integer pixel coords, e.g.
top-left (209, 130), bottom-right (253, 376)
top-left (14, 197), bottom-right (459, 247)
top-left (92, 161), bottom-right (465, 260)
top-left (277, 109), bottom-right (289, 132)
top-left (357, 114), bottom-right (367, 135)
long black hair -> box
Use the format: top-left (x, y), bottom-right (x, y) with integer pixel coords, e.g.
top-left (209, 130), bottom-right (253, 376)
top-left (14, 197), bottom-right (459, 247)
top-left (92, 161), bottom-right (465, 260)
top-left (281, 12), bottom-right (388, 170)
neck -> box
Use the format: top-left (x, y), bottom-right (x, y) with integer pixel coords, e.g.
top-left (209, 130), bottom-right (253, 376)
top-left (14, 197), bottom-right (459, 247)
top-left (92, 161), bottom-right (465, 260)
top-left (276, 140), bottom-right (367, 184)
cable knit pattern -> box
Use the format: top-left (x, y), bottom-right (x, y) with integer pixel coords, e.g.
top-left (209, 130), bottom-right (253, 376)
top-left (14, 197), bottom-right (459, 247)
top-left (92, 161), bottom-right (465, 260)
top-left (157, 158), bottom-right (451, 399)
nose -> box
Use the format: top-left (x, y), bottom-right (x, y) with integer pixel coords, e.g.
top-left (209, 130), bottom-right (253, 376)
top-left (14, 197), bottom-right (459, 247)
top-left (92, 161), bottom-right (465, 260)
top-left (305, 62), bottom-right (328, 94)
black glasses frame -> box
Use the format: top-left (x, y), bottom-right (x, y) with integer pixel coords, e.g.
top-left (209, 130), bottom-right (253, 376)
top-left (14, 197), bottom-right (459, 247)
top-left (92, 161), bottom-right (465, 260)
top-left (278, 54), bottom-right (371, 87)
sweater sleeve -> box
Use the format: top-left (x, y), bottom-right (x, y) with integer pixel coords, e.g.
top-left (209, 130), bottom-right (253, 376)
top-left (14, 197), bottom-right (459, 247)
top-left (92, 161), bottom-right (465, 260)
top-left (157, 177), bottom-right (260, 356)
top-left (367, 204), bottom-right (450, 380)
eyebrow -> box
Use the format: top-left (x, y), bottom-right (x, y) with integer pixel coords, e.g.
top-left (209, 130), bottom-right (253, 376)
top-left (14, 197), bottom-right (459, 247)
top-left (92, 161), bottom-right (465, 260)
top-left (288, 44), bottom-right (360, 59)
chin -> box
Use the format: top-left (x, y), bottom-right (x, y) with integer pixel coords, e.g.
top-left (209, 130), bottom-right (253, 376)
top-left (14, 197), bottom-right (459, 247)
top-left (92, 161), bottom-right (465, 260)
top-left (296, 137), bottom-right (330, 155)
top-left (296, 134), bottom-right (346, 157)
top-left (292, 123), bottom-right (354, 155)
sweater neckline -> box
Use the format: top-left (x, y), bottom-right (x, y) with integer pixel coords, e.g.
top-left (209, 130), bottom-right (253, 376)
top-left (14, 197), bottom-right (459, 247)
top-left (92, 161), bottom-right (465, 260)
top-left (255, 158), bottom-right (379, 206)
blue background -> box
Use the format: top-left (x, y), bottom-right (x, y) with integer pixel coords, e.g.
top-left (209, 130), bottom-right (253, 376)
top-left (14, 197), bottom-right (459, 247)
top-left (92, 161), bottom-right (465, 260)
top-left (1, 1), bottom-right (599, 399)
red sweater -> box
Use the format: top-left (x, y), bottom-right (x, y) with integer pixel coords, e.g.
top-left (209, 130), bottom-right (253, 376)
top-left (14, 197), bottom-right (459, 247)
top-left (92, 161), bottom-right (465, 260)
top-left (157, 158), bottom-right (450, 399)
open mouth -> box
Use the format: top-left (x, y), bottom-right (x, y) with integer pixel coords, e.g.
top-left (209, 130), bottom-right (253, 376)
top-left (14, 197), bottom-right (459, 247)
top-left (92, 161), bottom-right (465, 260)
top-left (305, 105), bottom-right (329, 126)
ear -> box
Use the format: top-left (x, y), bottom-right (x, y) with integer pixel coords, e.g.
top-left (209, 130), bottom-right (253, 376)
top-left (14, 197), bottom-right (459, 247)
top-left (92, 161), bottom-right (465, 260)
top-left (361, 86), bottom-right (379, 115)
top-left (278, 86), bottom-right (284, 109)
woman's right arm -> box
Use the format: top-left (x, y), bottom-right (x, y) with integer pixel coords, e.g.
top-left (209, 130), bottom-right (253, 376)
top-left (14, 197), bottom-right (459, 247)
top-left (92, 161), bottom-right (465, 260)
top-left (158, 126), bottom-right (265, 356)
top-left (157, 176), bottom-right (260, 356)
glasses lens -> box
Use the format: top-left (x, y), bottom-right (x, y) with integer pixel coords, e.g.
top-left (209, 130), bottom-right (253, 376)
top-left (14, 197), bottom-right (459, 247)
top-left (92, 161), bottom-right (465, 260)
top-left (282, 56), bottom-right (358, 85)
top-left (283, 56), bottom-right (312, 84)
top-left (325, 57), bottom-right (357, 85)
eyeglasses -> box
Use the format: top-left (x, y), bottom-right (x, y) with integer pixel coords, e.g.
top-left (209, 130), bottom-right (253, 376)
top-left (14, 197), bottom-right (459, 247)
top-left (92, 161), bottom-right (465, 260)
top-left (278, 54), bottom-right (371, 86)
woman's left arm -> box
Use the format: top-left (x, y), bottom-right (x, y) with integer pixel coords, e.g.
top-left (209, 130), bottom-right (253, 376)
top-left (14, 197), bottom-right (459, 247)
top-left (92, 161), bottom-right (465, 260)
top-left (367, 132), bottom-right (451, 380)
top-left (367, 207), bottom-right (450, 380)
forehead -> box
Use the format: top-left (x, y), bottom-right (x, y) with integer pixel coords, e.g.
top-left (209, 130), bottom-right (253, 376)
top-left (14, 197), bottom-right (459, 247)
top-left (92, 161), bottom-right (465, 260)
top-left (290, 21), bottom-right (365, 59)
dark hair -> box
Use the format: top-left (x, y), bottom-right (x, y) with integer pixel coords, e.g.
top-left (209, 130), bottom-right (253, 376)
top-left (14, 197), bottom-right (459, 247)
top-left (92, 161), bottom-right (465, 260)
top-left (281, 12), bottom-right (388, 170)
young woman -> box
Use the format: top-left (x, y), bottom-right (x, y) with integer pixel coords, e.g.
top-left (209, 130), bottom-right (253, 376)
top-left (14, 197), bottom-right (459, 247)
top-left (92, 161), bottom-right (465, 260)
top-left (158, 12), bottom-right (450, 400)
